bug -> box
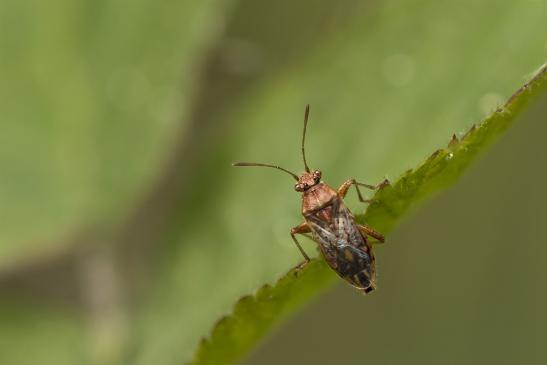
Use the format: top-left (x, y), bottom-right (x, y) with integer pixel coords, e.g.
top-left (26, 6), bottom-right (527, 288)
top-left (233, 105), bottom-right (389, 293)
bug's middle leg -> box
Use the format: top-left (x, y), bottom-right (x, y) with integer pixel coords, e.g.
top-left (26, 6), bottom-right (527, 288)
top-left (337, 178), bottom-right (390, 203)
top-left (358, 224), bottom-right (385, 243)
top-left (290, 222), bottom-right (312, 263)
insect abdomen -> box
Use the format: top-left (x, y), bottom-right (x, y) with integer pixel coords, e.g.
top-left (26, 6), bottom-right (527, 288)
top-left (335, 244), bottom-right (376, 292)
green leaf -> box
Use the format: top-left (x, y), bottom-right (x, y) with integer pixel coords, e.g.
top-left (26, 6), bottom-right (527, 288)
top-left (365, 64), bottom-right (547, 233)
top-left (193, 260), bottom-right (337, 365)
top-left (190, 64), bottom-right (547, 365)
top-left (129, 0), bottom-right (547, 363)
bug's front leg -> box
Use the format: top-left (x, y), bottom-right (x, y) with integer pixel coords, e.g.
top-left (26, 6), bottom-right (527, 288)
top-left (358, 224), bottom-right (385, 243)
top-left (337, 178), bottom-right (390, 203)
top-left (290, 223), bottom-right (312, 267)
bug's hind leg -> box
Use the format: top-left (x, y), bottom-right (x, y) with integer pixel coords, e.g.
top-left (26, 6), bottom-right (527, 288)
top-left (337, 178), bottom-right (390, 203)
top-left (291, 223), bottom-right (313, 271)
top-left (358, 224), bottom-right (385, 244)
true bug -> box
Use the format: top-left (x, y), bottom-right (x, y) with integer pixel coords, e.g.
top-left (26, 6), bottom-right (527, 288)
top-left (233, 105), bottom-right (389, 293)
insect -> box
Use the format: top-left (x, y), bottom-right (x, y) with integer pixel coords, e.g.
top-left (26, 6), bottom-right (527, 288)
top-left (233, 105), bottom-right (389, 293)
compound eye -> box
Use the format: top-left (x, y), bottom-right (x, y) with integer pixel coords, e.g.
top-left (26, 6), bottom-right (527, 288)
top-left (294, 183), bottom-right (303, 192)
top-left (313, 170), bottom-right (322, 182)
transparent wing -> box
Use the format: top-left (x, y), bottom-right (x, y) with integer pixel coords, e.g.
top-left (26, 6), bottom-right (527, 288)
top-left (306, 197), bottom-right (368, 256)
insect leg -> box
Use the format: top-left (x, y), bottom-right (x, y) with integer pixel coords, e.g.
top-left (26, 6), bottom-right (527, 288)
top-left (358, 224), bottom-right (385, 243)
top-left (337, 179), bottom-right (390, 203)
top-left (290, 223), bottom-right (312, 262)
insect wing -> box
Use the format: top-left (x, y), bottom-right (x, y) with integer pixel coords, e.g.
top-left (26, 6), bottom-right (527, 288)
top-left (306, 198), bottom-right (376, 291)
top-left (306, 197), bottom-right (367, 250)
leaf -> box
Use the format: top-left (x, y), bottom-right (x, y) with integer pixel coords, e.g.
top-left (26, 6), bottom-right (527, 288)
top-left (129, 0), bottom-right (547, 362)
top-left (192, 260), bottom-right (337, 365)
top-left (190, 64), bottom-right (546, 365)
top-left (365, 63), bottom-right (547, 233)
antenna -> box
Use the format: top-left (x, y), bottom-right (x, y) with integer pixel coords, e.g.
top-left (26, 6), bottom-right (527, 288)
top-left (232, 162), bottom-right (299, 181)
top-left (302, 104), bottom-right (311, 172)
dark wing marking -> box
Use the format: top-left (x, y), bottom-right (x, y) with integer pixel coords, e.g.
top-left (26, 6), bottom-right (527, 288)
top-left (305, 197), bottom-right (376, 291)
top-left (335, 244), bottom-right (374, 289)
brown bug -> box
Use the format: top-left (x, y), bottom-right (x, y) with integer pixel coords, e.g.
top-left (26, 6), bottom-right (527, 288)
top-left (233, 105), bottom-right (388, 293)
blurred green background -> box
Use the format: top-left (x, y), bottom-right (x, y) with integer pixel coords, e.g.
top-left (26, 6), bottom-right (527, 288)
top-left (0, 0), bottom-right (545, 364)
